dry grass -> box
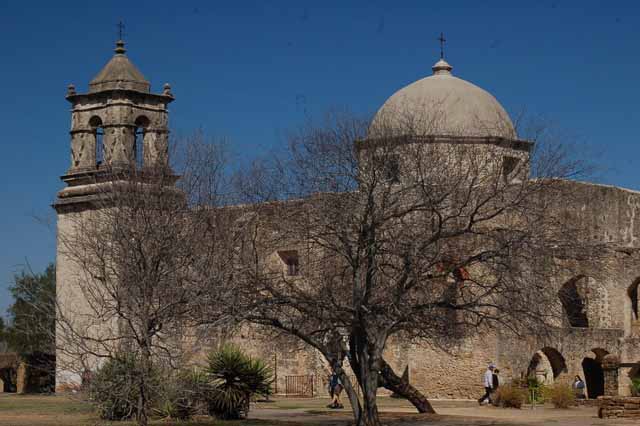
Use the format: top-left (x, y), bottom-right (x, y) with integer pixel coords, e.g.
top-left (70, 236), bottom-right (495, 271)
top-left (0, 394), bottom-right (425, 426)
top-left (0, 394), bottom-right (605, 426)
top-left (0, 394), bottom-right (301, 426)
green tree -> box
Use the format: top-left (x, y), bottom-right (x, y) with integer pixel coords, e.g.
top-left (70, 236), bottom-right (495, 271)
top-left (5, 264), bottom-right (55, 355)
top-left (0, 317), bottom-right (6, 349)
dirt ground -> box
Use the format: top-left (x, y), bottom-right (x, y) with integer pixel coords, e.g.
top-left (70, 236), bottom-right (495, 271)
top-left (253, 397), bottom-right (637, 426)
top-left (0, 394), bottom-right (636, 426)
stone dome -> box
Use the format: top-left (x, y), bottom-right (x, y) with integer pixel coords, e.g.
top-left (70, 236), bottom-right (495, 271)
top-left (370, 58), bottom-right (516, 139)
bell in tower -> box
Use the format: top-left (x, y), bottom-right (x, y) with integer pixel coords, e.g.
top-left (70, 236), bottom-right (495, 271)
top-left (57, 38), bottom-right (174, 204)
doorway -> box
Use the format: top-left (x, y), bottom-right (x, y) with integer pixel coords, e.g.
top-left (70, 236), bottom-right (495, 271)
top-left (582, 357), bottom-right (604, 399)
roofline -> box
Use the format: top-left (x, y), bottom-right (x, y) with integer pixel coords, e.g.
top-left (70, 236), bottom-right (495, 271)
top-left (553, 178), bottom-right (640, 196)
top-left (355, 135), bottom-right (533, 152)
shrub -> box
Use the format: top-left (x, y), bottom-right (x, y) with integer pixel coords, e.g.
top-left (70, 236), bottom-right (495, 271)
top-left (527, 377), bottom-right (539, 389)
top-left (496, 385), bottom-right (526, 409)
top-left (525, 377), bottom-right (546, 404)
top-left (548, 383), bottom-right (575, 408)
top-left (89, 354), bottom-right (159, 421)
top-left (203, 345), bottom-right (273, 419)
top-left (631, 378), bottom-right (640, 396)
top-left (155, 369), bottom-right (208, 420)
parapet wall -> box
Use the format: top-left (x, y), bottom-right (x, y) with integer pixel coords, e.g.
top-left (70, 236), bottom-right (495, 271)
top-left (598, 396), bottom-right (640, 419)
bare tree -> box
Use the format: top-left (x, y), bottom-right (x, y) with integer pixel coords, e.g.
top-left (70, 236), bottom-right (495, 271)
top-left (55, 134), bottom-right (235, 426)
top-left (233, 111), bottom-right (597, 426)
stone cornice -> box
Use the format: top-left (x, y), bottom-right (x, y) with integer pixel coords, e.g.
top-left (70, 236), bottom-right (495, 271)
top-left (355, 135), bottom-right (533, 152)
top-left (66, 89), bottom-right (173, 105)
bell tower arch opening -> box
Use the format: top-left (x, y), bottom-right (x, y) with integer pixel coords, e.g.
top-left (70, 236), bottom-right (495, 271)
top-left (134, 116), bottom-right (150, 169)
top-left (89, 116), bottom-right (104, 167)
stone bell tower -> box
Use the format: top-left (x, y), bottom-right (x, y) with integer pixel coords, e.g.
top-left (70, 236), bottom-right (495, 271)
top-left (58, 39), bottom-right (174, 203)
top-left (53, 39), bottom-right (174, 390)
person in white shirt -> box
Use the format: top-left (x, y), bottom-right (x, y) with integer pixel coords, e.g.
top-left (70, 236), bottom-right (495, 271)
top-left (478, 363), bottom-right (496, 405)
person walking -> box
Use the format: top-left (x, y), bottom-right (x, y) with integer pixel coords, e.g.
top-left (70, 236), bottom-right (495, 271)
top-left (327, 372), bottom-right (344, 409)
top-left (478, 364), bottom-right (496, 405)
top-left (490, 368), bottom-right (500, 405)
top-left (327, 373), bottom-right (334, 400)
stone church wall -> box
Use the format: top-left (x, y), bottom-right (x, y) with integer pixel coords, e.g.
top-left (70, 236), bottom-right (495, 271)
top-left (54, 179), bottom-right (640, 398)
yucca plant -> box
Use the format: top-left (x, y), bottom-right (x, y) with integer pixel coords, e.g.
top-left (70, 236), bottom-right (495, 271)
top-left (204, 345), bottom-right (273, 419)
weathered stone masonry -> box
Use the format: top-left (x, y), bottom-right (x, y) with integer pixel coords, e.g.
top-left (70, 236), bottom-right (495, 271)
top-left (54, 41), bottom-right (640, 398)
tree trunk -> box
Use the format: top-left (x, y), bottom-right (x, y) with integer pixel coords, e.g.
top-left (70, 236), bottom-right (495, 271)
top-left (358, 368), bottom-right (381, 426)
top-left (379, 359), bottom-right (435, 414)
top-left (137, 342), bottom-right (152, 426)
top-left (336, 366), bottom-right (361, 422)
top-left (137, 382), bottom-right (148, 426)
top-left (389, 366), bottom-right (409, 398)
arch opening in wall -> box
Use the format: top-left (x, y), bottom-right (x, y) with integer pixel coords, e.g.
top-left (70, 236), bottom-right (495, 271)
top-left (581, 359), bottom-right (604, 399)
top-left (527, 347), bottom-right (567, 385)
top-left (558, 276), bottom-right (589, 328)
top-left (89, 116), bottom-right (104, 167)
top-left (0, 367), bottom-right (16, 392)
top-left (581, 348), bottom-right (608, 399)
top-left (628, 362), bottom-right (640, 381)
top-left (629, 279), bottom-right (639, 321)
top-left (134, 116), bottom-right (150, 169)
top-left (592, 348), bottom-right (609, 363)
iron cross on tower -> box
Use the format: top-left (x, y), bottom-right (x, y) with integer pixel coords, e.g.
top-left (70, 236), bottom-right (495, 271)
top-left (117, 21), bottom-right (125, 40)
top-left (438, 32), bottom-right (446, 59)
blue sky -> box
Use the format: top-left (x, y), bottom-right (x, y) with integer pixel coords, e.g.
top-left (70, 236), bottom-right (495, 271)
top-left (0, 1), bottom-right (638, 315)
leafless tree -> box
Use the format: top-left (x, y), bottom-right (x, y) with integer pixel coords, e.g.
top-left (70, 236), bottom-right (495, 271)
top-left (55, 133), bottom-right (236, 426)
top-left (232, 111), bottom-right (598, 426)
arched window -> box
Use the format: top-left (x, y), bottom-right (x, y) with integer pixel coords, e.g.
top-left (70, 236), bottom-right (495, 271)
top-left (134, 116), bottom-right (150, 169)
top-left (629, 279), bottom-right (639, 321)
top-left (558, 277), bottom-right (589, 328)
top-left (277, 250), bottom-right (300, 276)
top-left (89, 116), bottom-right (104, 167)
top-left (502, 156), bottom-right (521, 183)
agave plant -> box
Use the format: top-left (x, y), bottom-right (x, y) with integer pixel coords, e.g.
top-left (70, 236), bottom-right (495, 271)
top-left (204, 345), bottom-right (273, 419)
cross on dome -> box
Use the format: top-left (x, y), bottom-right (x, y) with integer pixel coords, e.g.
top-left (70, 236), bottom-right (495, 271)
top-left (432, 33), bottom-right (452, 75)
top-left (438, 32), bottom-right (446, 59)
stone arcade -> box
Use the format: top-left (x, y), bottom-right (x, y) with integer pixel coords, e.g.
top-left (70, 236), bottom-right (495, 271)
top-left (54, 40), bottom-right (640, 399)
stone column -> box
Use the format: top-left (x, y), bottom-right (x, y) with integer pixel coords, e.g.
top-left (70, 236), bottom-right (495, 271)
top-left (602, 354), bottom-right (619, 397)
top-left (16, 361), bottom-right (27, 394)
